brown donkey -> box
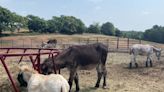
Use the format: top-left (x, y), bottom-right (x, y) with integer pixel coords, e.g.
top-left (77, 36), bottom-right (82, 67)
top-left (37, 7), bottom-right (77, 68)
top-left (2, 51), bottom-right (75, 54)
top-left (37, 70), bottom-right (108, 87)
top-left (41, 43), bottom-right (108, 92)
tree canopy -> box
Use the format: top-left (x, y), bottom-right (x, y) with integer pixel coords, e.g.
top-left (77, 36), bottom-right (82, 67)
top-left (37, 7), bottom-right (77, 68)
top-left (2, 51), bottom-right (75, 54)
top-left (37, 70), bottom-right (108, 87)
top-left (144, 25), bottom-right (164, 43)
top-left (101, 22), bottom-right (115, 35)
top-left (0, 6), bottom-right (27, 34)
top-left (1, 6), bottom-right (164, 43)
top-left (86, 23), bottom-right (101, 34)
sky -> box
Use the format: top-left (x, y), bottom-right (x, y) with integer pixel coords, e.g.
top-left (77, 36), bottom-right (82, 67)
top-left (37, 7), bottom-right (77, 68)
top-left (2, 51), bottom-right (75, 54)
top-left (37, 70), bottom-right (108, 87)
top-left (0, 0), bottom-right (164, 31)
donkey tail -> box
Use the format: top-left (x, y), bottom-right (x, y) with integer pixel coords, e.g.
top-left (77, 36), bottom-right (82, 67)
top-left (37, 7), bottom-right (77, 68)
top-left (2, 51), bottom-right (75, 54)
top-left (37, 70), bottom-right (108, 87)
top-left (129, 48), bottom-right (133, 55)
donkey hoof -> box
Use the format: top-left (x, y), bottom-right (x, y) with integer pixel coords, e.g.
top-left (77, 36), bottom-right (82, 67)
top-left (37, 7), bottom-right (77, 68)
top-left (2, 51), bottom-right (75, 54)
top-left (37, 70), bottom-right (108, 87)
top-left (103, 86), bottom-right (109, 89)
top-left (145, 61), bottom-right (148, 67)
top-left (95, 84), bottom-right (99, 88)
top-left (129, 63), bottom-right (132, 69)
top-left (135, 63), bottom-right (138, 68)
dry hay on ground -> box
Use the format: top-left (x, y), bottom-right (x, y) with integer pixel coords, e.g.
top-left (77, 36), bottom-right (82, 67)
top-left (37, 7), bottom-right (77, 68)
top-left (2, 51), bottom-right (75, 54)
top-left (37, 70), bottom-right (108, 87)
top-left (0, 53), bottom-right (164, 92)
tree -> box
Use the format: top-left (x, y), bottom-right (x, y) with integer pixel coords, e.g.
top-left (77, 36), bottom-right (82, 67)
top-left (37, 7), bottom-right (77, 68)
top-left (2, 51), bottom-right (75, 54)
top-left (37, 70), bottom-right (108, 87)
top-left (101, 22), bottom-right (115, 35)
top-left (27, 15), bottom-right (47, 33)
top-left (11, 13), bottom-right (28, 32)
top-left (59, 15), bottom-right (86, 34)
top-left (0, 6), bottom-right (12, 34)
top-left (122, 31), bottom-right (143, 39)
top-left (86, 23), bottom-right (101, 34)
top-left (115, 28), bottom-right (122, 37)
top-left (143, 25), bottom-right (164, 43)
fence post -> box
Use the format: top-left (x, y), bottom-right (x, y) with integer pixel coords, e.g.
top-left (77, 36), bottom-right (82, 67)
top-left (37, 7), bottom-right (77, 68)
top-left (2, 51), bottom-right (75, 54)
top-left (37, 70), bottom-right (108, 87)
top-left (96, 37), bottom-right (99, 43)
top-left (37, 49), bottom-right (41, 73)
top-left (117, 37), bottom-right (119, 49)
top-left (78, 38), bottom-right (81, 44)
top-left (87, 38), bottom-right (89, 44)
top-left (127, 38), bottom-right (129, 49)
top-left (107, 39), bottom-right (109, 48)
top-left (22, 39), bottom-right (24, 48)
top-left (31, 39), bottom-right (32, 48)
top-left (12, 40), bottom-right (14, 48)
top-left (0, 39), bottom-right (2, 48)
top-left (139, 39), bottom-right (141, 44)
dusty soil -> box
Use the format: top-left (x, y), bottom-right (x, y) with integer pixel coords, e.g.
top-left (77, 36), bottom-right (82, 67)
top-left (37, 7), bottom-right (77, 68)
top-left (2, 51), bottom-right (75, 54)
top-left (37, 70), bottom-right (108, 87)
top-left (0, 34), bottom-right (164, 92)
top-left (0, 52), bottom-right (164, 92)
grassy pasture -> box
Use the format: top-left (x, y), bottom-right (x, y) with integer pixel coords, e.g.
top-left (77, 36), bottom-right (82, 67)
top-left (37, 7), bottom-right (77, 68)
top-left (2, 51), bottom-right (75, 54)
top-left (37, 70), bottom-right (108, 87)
top-left (0, 34), bottom-right (164, 92)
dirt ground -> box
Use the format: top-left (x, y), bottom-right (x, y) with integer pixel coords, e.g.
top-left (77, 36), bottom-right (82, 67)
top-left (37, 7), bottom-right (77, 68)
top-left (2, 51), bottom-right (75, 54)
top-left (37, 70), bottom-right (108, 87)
top-left (0, 52), bottom-right (164, 92)
top-left (0, 34), bottom-right (164, 92)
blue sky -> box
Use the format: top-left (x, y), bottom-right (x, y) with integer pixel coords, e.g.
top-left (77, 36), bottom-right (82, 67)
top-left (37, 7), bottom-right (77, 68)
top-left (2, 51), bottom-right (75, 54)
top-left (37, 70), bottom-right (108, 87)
top-left (0, 0), bottom-right (164, 31)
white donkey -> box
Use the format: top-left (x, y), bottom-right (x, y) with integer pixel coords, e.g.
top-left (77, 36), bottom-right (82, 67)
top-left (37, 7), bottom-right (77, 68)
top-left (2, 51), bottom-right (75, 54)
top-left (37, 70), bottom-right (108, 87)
top-left (129, 44), bottom-right (162, 68)
top-left (17, 65), bottom-right (69, 92)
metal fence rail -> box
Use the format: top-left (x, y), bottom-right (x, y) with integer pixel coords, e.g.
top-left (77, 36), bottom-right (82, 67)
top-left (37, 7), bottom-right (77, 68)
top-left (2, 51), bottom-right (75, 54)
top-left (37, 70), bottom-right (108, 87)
top-left (0, 37), bottom-right (163, 52)
top-left (0, 48), bottom-right (60, 92)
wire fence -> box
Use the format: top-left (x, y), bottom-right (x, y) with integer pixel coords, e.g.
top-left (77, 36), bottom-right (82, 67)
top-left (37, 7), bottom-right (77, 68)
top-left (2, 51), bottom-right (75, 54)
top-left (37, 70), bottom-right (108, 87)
top-left (0, 37), bottom-right (163, 53)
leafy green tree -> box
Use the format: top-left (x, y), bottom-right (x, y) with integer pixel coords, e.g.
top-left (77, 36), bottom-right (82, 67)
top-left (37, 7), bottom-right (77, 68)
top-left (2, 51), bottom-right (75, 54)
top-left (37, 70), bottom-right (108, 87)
top-left (87, 23), bottom-right (101, 33)
top-left (27, 15), bottom-right (47, 33)
top-left (59, 15), bottom-right (86, 34)
top-left (101, 22), bottom-right (115, 35)
top-left (143, 25), bottom-right (164, 43)
top-left (122, 31), bottom-right (143, 39)
top-left (45, 15), bottom-right (86, 34)
top-left (12, 13), bottom-right (28, 31)
top-left (115, 28), bottom-right (122, 37)
top-left (0, 6), bottom-right (13, 34)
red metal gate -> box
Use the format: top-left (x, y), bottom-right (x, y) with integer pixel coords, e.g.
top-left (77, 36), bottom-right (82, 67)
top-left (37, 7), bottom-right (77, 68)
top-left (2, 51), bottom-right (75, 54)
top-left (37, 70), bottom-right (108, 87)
top-left (0, 48), bottom-right (60, 92)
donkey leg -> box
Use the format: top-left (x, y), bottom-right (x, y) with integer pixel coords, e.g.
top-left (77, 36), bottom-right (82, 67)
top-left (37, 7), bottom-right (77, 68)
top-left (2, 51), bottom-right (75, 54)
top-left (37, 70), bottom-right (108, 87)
top-left (149, 57), bottom-right (153, 67)
top-left (146, 61), bottom-right (148, 67)
top-left (95, 65), bottom-right (103, 88)
top-left (150, 60), bottom-right (152, 67)
top-left (68, 70), bottom-right (76, 92)
top-left (133, 56), bottom-right (138, 68)
top-left (102, 66), bottom-right (108, 89)
top-left (129, 62), bottom-right (132, 69)
top-left (74, 73), bottom-right (80, 92)
top-left (146, 57), bottom-right (149, 67)
top-left (135, 63), bottom-right (138, 68)
top-left (129, 55), bottom-right (136, 68)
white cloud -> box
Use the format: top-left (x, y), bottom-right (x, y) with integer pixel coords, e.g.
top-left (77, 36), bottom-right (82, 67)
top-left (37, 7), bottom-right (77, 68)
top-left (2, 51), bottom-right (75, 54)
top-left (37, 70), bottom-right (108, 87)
top-left (0, 0), bottom-right (9, 4)
top-left (88, 0), bottom-right (104, 3)
top-left (95, 6), bottom-right (102, 10)
top-left (142, 11), bottom-right (151, 15)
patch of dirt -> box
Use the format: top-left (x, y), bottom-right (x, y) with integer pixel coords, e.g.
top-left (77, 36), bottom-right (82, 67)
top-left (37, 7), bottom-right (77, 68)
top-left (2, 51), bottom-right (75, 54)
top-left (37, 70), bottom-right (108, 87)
top-left (0, 35), bottom-right (164, 92)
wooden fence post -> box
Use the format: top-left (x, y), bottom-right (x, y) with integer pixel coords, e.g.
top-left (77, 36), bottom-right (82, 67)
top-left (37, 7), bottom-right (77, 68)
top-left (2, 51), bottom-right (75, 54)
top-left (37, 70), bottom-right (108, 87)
top-left (96, 37), bottom-right (99, 43)
top-left (87, 38), bottom-right (89, 44)
top-left (107, 39), bottom-right (109, 48)
top-left (127, 38), bottom-right (129, 49)
top-left (139, 39), bottom-right (141, 44)
top-left (31, 39), bottom-right (32, 48)
top-left (78, 38), bottom-right (81, 44)
top-left (117, 37), bottom-right (119, 49)
top-left (0, 39), bottom-right (2, 48)
top-left (12, 40), bottom-right (14, 48)
top-left (23, 39), bottom-right (24, 48)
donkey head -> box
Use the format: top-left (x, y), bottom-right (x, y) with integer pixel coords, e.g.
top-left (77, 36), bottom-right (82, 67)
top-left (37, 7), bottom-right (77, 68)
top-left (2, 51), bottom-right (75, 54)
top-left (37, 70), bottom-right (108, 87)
top-left (156, 48), bottom-right (162, 60)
